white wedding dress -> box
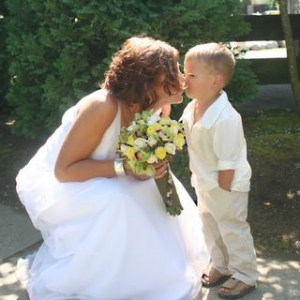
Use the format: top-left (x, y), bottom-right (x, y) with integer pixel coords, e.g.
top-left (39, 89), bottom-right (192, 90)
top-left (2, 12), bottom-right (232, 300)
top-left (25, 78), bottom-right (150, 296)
top-left (16, 90), bottom-right (209, 300)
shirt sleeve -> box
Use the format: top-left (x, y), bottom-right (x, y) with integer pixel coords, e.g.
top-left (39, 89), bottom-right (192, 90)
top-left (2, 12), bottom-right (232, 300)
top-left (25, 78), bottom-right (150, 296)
top-left (213, 116), bottom-right (245, 170)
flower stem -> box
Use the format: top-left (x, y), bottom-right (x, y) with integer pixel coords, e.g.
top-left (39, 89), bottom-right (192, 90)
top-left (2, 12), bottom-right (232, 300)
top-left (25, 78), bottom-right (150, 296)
top-left (155, 166), bottom-right (183, 216)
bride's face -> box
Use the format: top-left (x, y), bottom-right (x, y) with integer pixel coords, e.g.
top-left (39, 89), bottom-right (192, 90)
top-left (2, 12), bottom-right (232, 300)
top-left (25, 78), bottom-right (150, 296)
top-left (151, 72), bottom-right (184, 112)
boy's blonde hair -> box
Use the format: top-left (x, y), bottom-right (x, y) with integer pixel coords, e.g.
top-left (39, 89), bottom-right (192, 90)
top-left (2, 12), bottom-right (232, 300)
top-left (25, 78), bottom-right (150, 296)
top-left (185, 43), bottom-right (235, 87)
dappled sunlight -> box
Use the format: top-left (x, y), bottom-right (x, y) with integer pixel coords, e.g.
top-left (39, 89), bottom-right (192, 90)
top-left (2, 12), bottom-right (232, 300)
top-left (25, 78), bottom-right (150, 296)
top-left (255, 257), bottom-right (300, 299)
top-left (287, 190), bottom-right (300, 200)
top-left (195, 257), bottom-right (300, 300)
top-left (0, 296), bottom-right (20, 300)
top-left (5, 120), bottom-right (15, 126)
top-left (0, 258), bottom-right (27, 300)
top-left (0, 250), bottom-right (299, 300)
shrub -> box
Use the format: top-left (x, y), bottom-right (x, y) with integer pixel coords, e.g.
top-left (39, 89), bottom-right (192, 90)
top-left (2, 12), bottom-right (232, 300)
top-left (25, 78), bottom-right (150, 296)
top-left (0, 3), bottom-right (9, 113)
top-left (5, 0), bottom-right (256, 138)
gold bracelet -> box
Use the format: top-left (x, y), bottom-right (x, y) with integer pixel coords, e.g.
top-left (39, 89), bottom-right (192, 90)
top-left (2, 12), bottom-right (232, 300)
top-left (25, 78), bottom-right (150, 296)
top-left (114, 159), bottom-right (126, 177)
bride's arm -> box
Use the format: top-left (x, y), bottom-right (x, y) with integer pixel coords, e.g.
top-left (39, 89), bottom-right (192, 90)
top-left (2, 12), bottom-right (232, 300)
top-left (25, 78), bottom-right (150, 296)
top-left (54, 95), bottom-right (119, 182)
top-left (54, 94), bottom-right (168, 183)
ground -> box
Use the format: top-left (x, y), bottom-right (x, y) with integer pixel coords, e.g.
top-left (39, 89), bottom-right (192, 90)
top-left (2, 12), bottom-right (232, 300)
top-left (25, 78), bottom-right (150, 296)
top-left (1, 110), bottom-right (300, 261)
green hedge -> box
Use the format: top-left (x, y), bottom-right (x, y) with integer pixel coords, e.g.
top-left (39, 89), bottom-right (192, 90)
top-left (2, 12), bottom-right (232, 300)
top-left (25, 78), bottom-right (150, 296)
top-left (4, 0), bottom-right (257, 139)
top-left (0, 3), bottom-right (9, 113)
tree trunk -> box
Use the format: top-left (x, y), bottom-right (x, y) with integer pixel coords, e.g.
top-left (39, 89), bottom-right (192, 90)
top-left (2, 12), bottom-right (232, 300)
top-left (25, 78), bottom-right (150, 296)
top-left (279, 0), bottom-right (300, 111)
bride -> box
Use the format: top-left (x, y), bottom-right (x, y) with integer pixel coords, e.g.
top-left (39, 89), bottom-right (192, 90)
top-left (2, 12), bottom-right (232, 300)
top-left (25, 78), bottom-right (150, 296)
top-left (16, 36), bottom-right (209, 300)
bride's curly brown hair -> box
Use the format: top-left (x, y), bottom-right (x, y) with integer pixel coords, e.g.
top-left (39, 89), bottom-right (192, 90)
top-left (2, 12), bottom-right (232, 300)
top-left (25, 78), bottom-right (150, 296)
top-left (102, 36), bottom-right (181, 110)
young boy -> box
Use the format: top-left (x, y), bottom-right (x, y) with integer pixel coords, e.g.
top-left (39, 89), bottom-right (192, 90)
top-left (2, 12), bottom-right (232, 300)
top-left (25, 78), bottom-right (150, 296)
top-left (181, 43), bottom-right (259, 299)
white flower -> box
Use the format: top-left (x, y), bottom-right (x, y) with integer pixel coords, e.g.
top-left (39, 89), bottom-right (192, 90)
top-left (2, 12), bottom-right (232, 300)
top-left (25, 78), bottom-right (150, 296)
top-left (157, 130), bottom-right (167, 139)
top-left (147, 154), bottom-right (158, 164)
top-left (165, 143), bottom-right (176, 155)
top-left (168, 124), bottom-right (179, 136)
top-left (147, 136), bottom-right (158, 147)
top-left (127, 121), bottom-right (136, 132)
top-left (148, 114), bottom-right (161, 125)
top-left (134, 138), bottom-right (148, 149)
top-left (120, 144), bottom-right (128, 154)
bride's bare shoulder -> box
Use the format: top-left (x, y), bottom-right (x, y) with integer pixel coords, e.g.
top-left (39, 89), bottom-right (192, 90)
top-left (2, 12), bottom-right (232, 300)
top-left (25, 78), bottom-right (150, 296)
top-left (79, 89), bottom-right (118, 117)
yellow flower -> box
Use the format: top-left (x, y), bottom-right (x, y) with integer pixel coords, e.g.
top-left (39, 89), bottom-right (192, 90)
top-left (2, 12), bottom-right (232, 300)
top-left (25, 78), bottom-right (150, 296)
top-left (127, 135), bottom-right (135, 146)
top-left (173, 134), bottom-right (185, 149)
top-left (147, 123), bottom-right (162, 136)
top-left (160, 117), bottom-right (172, 126)
top-left (155, 146), bottom-right (167, 160)
top-left (123, 146), bottom-right (135, 161)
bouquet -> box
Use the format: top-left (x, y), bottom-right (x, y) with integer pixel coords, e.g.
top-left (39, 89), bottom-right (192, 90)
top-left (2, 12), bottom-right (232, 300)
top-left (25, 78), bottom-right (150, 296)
top-left (117, 110), bottom-right (185, 216)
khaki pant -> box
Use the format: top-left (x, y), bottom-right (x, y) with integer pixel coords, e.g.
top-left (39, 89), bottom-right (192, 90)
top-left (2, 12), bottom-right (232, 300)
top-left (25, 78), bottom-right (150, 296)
top-left (196, 187), bottom-right (259, 285)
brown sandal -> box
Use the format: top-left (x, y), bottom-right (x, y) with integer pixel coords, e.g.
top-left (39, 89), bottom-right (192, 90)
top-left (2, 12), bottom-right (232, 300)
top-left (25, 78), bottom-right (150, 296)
top-left (201, 267), bottom-right (230, 288)
top-left (218, 277), bottom-right (256, 299)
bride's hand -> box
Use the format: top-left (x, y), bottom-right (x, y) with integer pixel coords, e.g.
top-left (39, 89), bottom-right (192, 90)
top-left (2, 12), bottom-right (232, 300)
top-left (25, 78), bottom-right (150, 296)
top-left (124, 165), bottom-right (150, 181)
top-left (153, 162), bottom-right (168, 179)
top-left (124, 161), bottom-right (167, 180)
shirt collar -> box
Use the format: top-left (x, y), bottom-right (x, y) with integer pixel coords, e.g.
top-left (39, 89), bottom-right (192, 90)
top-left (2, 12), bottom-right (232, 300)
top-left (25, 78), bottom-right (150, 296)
top-left (200, 90), bottom-right (229, 128)
top-left (180, 99), bottom-right (196, 130)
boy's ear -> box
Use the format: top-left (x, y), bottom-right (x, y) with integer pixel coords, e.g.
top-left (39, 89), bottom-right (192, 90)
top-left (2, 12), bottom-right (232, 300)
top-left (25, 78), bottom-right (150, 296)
top-left (213, 74), bottom-right (225, 89)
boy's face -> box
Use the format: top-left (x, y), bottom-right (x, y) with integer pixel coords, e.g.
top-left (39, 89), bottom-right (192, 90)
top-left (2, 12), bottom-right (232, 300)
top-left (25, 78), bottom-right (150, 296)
top-left (183, 58), bottom-right (216, 100)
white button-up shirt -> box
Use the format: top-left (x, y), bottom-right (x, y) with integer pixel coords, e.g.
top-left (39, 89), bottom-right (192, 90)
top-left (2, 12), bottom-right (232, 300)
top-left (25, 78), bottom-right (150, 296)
top-left (181, 91), bottom-right (251, 192)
